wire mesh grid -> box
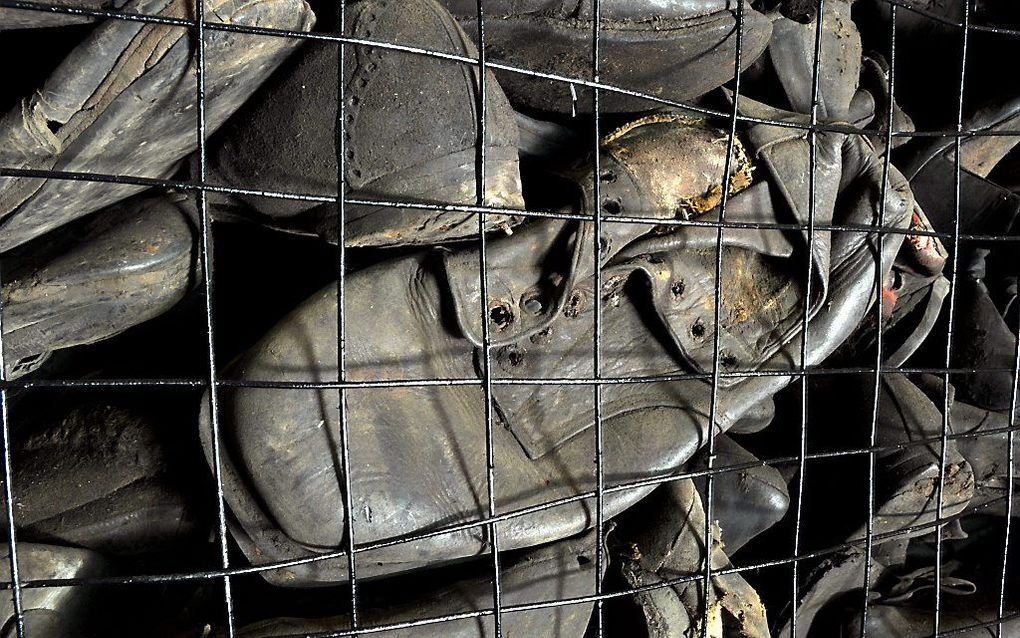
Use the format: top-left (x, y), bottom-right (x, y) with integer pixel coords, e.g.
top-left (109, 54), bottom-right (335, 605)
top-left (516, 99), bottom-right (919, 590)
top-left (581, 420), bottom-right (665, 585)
top-left (0, 0), bottom-right (1015, 636)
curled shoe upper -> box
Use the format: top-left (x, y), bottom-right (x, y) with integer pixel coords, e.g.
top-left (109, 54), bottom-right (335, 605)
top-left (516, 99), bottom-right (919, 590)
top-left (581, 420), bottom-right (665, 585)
top-left (440, 0), bottom-right (772, 114)
top-left (210, 0), bottom-right (524, 248)
top-left (1, 194), bottom-right (195, 378)
top-left (443, 113), bottom-right (751, 350)
top-left (0, 0), bottom-right (314, 252)
top-left (617, 479), bottom-right (771, 638)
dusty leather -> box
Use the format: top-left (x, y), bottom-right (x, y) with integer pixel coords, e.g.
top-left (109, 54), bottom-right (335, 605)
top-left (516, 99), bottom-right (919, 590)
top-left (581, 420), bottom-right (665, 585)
top-left (617, 479), bottom-right (770, 638)
top-left (0, 194), bottom-right (194, 379)
top-left (232, 531), bottom-right (603, 637)
top-left (0, 543), bottom-right (106, 638)
top-left (200, 109), bottom-right (912, 588)
top-left (7, 403), bottom-right (203, 555)
top-left (0, 0), bottom-right (314, 252)
top-left (914, 373), bottom-right (1020, 518)
top-left (444, 113), bottom-right (752, 351)
top-left (209, 0), bottom-right (524, 248)
top-left (689, 435), bottom-right (790, 555)
top-left (440, 0), bottom-right (772, 114)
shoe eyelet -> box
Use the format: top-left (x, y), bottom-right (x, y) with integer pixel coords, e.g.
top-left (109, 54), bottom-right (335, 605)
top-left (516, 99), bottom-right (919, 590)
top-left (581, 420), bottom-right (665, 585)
top-left (690, 318), bottom-right (706, 342)
top-left (602, 198), bottom-right (622, 215)
top-left (521, 294), bottom-right (544, 316)
top-left (670, 280), bottom-right (685, 299)
top-left (496, 345), bottom-right (526, 372)
top-left (564, 289), bottom-right (587, 318)
top-left (489, 302), bottom-right (514, 331)
top-left (507, 349), bottom-right (524, 367)
top-left (720, 351), bottom-right (737, 369)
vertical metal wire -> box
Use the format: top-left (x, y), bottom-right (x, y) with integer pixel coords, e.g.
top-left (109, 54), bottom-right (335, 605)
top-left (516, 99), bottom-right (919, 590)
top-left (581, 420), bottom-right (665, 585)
top-left (194, 1), bottom-right (236, 634)
top-left (996, 94), bottom-right (1020, 638)
top-left (935, 1), bottom-right (971, 634)
top-left (334, 1), bottom-right (360, 632)
top-left (701, 1), bottom-right (747, 634)
top-left (787, 1), bottom-right (826, 635)
top-left (998, 252), bottom-right (1020, 637)
top-left (589, 0), bottom-right (605, 635)
top-left (0, 132), bottom-right (26, 638)
top-left (860, 4), bottom-right (899, 635)
top-left (473, 2), bottom-right (504, 635)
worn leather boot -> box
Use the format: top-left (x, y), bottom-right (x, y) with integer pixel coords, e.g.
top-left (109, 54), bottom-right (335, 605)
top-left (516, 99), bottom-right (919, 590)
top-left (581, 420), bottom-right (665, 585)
top-left (200, 92), bottom-right (913, 586)
top-left (208, 0), bottom-right (524, 248)
top-left (229, 531), bottom-right (602, 637)
top-left (1, 194), bottom-right (194, 379)
top-left (201, 114), bottom-right (747, 586)
top-left (615, 479), bottom-right (770, 638)
top-left (438, 0), bottom-right (772, 114)
top-left (0, 0), bottom-right (314, 251)
top-left (0, 543), bottom-right (106, 638)
top-left (6, 401), bottom-right (204, 554)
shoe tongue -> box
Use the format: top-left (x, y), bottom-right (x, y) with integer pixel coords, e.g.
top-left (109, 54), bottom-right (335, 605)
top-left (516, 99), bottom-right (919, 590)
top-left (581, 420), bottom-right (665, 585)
top-left (768, 0), bottom-right (860, 122)
top-left (444, 114), bottom-right (753, 349)
top-left (738, 95), bottom-right (840, 310)
top-left (443, 218), bottom-right (593, 348)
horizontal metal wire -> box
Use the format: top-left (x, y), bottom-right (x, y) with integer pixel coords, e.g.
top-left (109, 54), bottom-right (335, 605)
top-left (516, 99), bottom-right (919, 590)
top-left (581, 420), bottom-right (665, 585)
top-left (4, 164), bottom-right (1020, 244)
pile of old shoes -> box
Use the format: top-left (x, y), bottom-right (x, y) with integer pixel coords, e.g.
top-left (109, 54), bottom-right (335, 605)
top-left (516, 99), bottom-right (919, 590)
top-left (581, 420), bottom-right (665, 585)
top-left (0, 0), bottom-right (1019, 635)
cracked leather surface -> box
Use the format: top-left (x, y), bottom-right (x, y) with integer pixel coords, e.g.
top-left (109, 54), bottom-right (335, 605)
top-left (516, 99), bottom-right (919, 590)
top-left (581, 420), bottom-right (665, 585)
top-left (0, 0), bottom-right (314, 252)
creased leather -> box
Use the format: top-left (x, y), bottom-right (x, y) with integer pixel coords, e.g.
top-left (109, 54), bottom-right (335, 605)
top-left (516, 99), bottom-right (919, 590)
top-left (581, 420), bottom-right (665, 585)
top-left (200, 97), bottom-right (913, 584)
top-left (201, 249), bottom-right (705, 586)
top-left (0, 544), bottom-right (106, 638)
top-left (0, 0), bottom-right (314, 252)
top-left (234, 531), bottom-right (604, 637)
top-left (211, 0), bottom-right (524, 248)
top-left (619, 479), bottom-right (771, 638)
top-left (445, 114), bottom-right (745, 349)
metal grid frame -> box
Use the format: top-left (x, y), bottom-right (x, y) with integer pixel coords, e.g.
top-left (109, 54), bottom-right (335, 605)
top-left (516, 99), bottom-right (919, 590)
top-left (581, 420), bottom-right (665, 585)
top-left (0, 0), bottom-right (1014, 636)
